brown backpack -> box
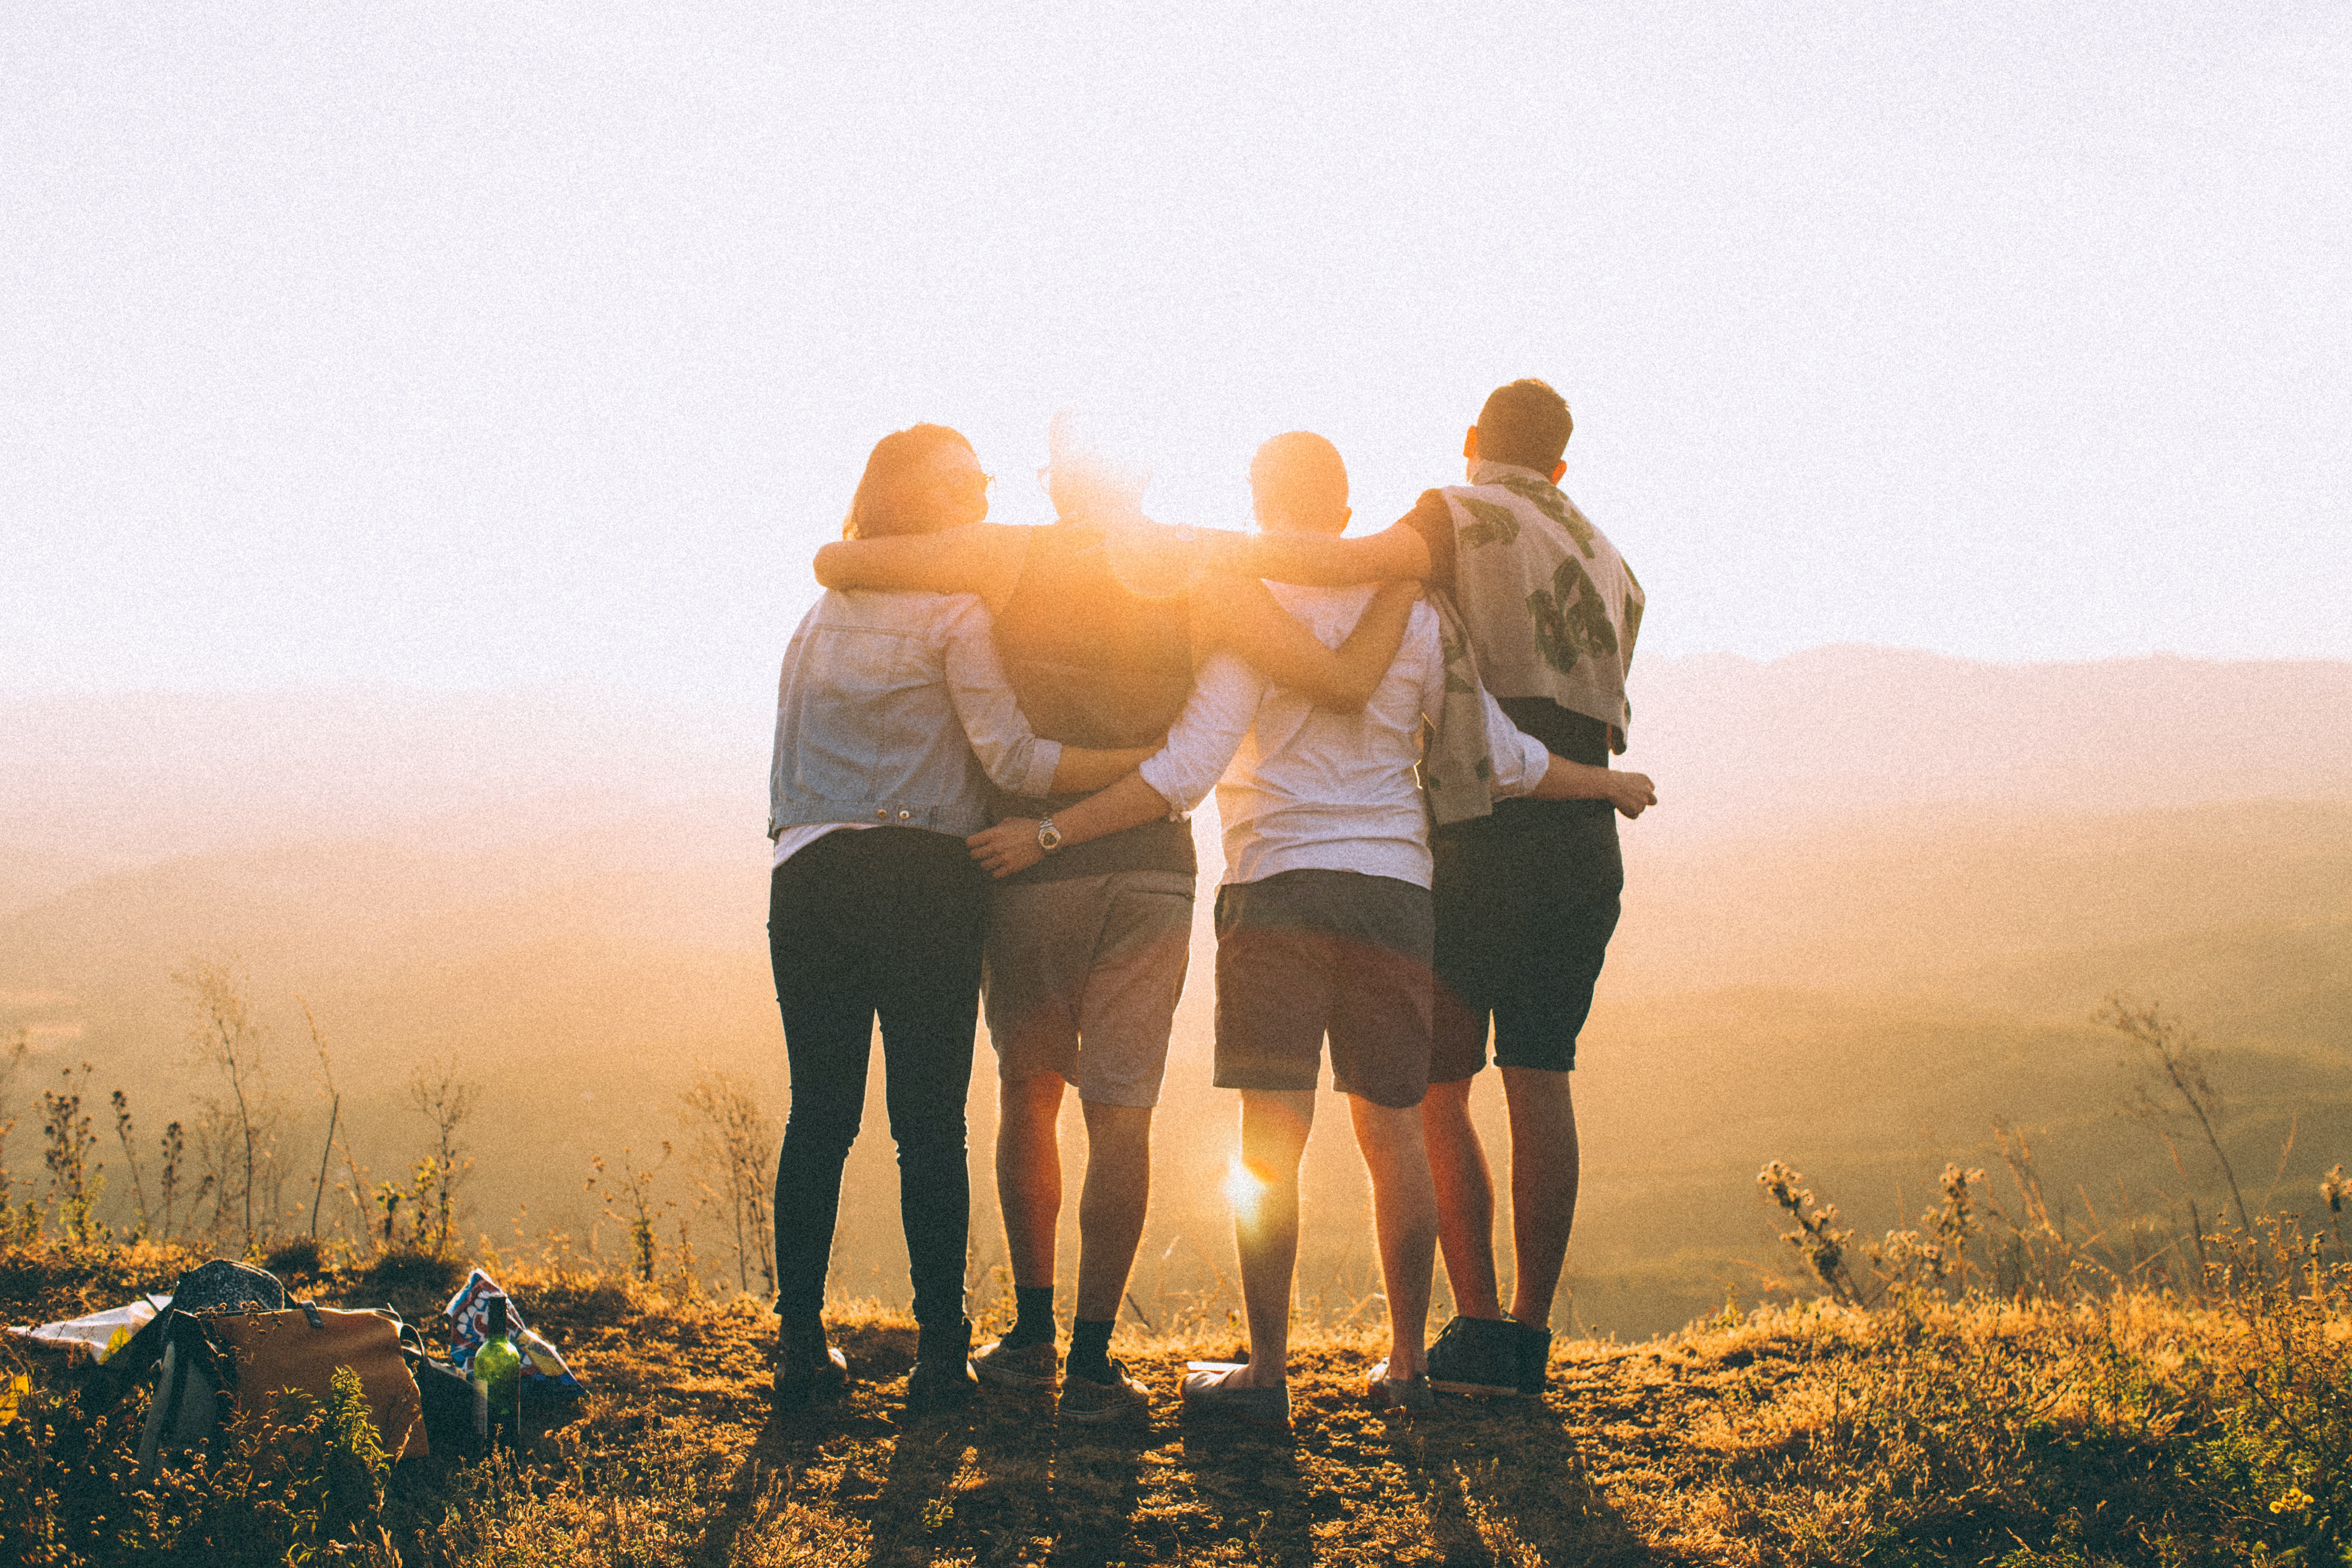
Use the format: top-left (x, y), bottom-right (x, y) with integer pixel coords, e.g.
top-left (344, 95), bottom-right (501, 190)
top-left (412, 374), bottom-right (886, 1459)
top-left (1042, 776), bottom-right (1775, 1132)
top-left (141, 1301), bottom-right (427, 1468)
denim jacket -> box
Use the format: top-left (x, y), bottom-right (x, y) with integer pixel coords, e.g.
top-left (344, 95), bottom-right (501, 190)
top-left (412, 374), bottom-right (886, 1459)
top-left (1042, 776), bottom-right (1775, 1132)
top-left (768, 589), bottom-right (1064, 841)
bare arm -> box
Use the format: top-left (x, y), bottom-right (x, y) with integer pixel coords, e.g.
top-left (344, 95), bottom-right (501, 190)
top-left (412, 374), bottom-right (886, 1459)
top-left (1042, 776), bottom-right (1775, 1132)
top-left (970, 655), bottom-right (1259, 879)
top-left (1201, 520), bottom-right (1431, 587)
top-left (813, 522), bottom-right (1028, 610)
top-left (1190, 576), bottom-right (1418, 712)
top-left (1049, 743), bottom-right (1162, 794)
top-left (966, 775), bottom-right (1176, 879)
top-left (1531, 757), bottom-right (1656, 818)
top-left (1455, 656), bottom-right (1656, 820)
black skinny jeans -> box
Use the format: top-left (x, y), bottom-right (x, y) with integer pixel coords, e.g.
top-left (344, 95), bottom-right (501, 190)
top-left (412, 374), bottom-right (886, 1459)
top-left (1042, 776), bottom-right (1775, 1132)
top-left (769, 826), bottom-right (988, 1327)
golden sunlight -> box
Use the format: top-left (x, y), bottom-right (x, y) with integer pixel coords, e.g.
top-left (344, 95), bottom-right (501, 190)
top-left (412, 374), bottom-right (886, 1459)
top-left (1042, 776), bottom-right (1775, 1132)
top-left (1224, 1155), bottom-right (1266, 1225)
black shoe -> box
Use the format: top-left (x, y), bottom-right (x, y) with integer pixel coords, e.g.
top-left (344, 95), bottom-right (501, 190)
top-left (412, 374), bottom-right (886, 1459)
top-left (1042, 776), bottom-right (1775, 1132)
top-left (908, 1317), bottom-right (979, 1412)
top-left (1511, 1318), bottom-right (1553, 1398)
top-left (774, 1314), bottom-right (848, 1411)
top-left (1424, 1315), bottom-right (1522, 1397)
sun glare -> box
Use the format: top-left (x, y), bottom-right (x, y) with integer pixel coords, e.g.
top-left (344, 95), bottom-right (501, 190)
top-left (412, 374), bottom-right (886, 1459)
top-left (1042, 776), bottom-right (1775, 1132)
top-left (1224, 1156), bottom-right (1265, 1224)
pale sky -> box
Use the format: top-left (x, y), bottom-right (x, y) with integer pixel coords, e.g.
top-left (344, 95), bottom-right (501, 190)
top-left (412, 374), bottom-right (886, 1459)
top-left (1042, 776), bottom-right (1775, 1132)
top-left (6, 3), bottom-right (2347, 713)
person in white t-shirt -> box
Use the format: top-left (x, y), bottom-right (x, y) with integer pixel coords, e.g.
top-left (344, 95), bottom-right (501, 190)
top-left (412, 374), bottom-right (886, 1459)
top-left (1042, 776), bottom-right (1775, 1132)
top-left (965, 432), bottom-right (1653, 1425)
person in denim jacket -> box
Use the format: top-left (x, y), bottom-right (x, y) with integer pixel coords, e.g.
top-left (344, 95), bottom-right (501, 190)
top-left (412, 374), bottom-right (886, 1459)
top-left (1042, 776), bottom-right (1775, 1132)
top-left (766, 423), bottom-right (1157, 1413)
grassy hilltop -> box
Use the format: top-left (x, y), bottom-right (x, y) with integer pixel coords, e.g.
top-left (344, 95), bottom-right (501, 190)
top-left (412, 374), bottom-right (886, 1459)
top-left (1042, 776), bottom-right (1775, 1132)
top-left (3, 1227), bottom-right (2350, 1568)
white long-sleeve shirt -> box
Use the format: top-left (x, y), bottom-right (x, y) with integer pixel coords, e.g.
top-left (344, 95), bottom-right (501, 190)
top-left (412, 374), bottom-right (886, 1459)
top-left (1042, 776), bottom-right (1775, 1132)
top-left (1137, 584), bottom-right (1551, 890)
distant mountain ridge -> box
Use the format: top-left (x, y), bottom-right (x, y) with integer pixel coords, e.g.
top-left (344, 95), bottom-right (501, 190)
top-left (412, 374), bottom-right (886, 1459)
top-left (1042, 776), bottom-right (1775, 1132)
top-left (4, 648), bottom-right (2347, 894)
top-left (1626, 646), bottom-right (2352, 835)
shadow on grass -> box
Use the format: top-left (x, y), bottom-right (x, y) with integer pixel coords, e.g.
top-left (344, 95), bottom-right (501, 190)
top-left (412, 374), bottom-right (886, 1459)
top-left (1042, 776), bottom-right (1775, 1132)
top-left (1384, 1393), bottom-right (1675, 1568)
top-left (864, 1404), bottom-right (990, 1568)
top-left (1034, 1415), bottom-right (1155, 1568)
top-left (1177, 1413), bottom-right (1311, 1567)
top-left (870, 1386), bottom-right (1159, 1568)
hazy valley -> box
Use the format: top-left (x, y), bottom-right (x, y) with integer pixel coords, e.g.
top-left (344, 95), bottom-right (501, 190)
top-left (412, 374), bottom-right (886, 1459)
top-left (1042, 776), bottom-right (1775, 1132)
top-left (4, 647), bottom-right (2348, 1337)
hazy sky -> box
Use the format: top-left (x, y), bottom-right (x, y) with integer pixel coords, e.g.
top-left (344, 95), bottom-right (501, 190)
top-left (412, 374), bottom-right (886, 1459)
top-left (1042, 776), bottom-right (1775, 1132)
top-left (6, 3), bottom-right (2346, 710)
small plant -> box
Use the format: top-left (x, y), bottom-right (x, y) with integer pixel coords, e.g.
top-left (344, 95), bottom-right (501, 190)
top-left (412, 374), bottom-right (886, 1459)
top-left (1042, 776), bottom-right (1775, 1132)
top-left (175, 955), bottom-right (283, 1254)
top-left (1931, 1161), bottom-right (1985, 1290)
top-left (372, 1176), bottom-right (406, 1249)
top-left (0, 1029), bottom-right (29, 1242)
top-left (302, 999), bottom-right (373, 1245)
top-left (317, 1365), bottom-right (392, 1532)
top-left (2108, 993), bottom-right (2252, 1233)
top-left (191, 1099), bottom-right (245, 1247)
top-left (109, 1089), bottom-right (153, 1240)
top-left (406, 1060), bottom-right (478, 1258)
top-left (1759, 1160), bottom-right (1862, 1305)
top-left (589, 1144), bottom-right (675, 1283)
top-left (40, 1063), bottom-right (105, 1246)
top-left (156, 1117), bottom-right (202, 1244)
top-left (370, 1155), bottom-right (451, 1254)
top-left (681, 1070), bottom-right (778, 1297)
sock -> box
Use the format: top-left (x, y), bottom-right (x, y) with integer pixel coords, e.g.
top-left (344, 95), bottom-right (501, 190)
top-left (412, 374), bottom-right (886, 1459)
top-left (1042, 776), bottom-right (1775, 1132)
top-left (1067, 1317), bottom-right (1115, 1383)
top-left (1003, 1286), bottom-right (1056, 1350)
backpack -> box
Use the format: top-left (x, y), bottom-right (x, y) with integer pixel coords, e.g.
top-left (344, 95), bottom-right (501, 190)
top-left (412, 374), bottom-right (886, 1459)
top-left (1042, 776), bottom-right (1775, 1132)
top-left (110, 1259), bottom-right (429, 1470)
top-left (92, 1258), bottom-right (283, 1417)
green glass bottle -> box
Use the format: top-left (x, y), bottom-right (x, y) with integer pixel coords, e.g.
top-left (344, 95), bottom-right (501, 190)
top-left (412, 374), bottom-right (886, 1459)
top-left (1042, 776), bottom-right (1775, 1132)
top-left (469, 1295), bottom-right (525, 1446)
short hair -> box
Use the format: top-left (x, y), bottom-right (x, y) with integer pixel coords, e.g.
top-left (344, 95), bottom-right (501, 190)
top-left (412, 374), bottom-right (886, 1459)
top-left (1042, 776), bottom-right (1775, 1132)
top-left (1249, 431), bottom-right (1349, 532)
top-left (842, 423), bottom-right (974, 539)
top-left (1475, 379), bottom-right (1573, 471)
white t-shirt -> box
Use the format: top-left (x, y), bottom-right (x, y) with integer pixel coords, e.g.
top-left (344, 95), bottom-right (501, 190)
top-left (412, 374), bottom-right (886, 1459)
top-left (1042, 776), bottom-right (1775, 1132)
top-left (1136, 585), bottom-right (1550, 890)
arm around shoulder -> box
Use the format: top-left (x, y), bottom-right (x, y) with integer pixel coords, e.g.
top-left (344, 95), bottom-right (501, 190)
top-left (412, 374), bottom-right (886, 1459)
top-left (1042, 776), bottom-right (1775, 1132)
top-left (1194, 576), bottom-right (1418, 712)
top-left (1206, 520), bottom-right (1431, 587)
top-left (814, 521), bottom-right (1026, 605)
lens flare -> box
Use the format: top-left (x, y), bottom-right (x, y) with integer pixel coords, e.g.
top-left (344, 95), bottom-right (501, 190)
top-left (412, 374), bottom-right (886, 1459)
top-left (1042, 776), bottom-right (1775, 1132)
top-left (1224, 1156), bottom-right (1265, 1224)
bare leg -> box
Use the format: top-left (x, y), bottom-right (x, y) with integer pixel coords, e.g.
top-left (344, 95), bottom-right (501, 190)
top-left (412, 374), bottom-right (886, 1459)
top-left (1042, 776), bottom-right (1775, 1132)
top-left (996, 1073), bottom-right (1067, 1290)
top-left (1421, 1077), bottom-right (1504, 1319)
top-left (1073, 1099), bottom-right (1155, 1322)
top-left (1229, 1090), bottom-right (1314, 1388)
top-left (1347, 1094), bottom-right (1439, 1378)
top-left (1501, 1065), bottom-right (1580, 1327)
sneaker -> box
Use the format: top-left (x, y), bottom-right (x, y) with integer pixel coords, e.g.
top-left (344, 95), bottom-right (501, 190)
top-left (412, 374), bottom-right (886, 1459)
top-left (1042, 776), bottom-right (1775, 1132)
top-left (971, 1336), bottom-right (1061, 1392)
top-left (1367, 1359), bottom-right (1434, 1413)
top-left (773, 1316), bottom-right (848, 1412)
top-left (1057, 1357), bottom-right (1151, 1425)
top-left (906, 1318), bottom-right (978, 1412)
top-left (1512, 1319), bottom-right (1554, 1398)
top-left (1179, 1363), bottom-right (1290, 1431)
top-left (1424, 1315), bottom-right (1522, 1397)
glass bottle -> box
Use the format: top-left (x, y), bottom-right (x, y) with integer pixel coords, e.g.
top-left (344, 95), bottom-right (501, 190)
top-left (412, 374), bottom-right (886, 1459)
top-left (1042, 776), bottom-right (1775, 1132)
top-left (469, 1295), bottom-right (525, 1446)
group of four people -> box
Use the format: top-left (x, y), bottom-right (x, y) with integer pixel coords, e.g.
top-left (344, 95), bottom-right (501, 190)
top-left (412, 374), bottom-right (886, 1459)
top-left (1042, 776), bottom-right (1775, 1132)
top-left (763, 377), bottom-right (1654, 1428)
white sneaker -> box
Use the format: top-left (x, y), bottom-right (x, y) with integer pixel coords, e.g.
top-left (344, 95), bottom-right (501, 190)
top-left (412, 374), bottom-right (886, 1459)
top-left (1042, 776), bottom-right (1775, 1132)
top-left (970, 1336), bottom-right (1061, 1391)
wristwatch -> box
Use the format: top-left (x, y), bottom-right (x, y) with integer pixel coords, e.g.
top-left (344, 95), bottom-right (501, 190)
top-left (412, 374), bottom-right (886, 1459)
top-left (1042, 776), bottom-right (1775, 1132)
top-left (1035, 816), bottom-right (1063, 854)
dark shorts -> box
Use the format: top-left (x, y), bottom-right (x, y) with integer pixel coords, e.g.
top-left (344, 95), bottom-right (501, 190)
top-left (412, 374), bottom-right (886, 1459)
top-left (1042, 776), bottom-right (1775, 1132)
top-left (1212, 869), bottom-right (1436, 1110)
top-left (1430, 811), bottom-right (1623, 1079)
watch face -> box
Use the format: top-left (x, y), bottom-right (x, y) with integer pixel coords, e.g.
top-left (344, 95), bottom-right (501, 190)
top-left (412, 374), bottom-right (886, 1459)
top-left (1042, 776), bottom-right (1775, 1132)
top-left (1037, 820), bottom-right (1062, 851)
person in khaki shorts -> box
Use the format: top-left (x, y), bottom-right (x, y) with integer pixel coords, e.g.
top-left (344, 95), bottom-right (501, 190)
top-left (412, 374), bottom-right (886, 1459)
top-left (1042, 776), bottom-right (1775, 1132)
top-left (970, 432), bottom-right (1651, 1427)
top-left (813, 411), bottom-right (1414, 1422)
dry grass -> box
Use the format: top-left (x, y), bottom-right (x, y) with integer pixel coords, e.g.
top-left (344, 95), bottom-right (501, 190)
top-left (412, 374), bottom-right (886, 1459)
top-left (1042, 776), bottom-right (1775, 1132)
top-left (2, 1242), bottom-right (2349, 1565)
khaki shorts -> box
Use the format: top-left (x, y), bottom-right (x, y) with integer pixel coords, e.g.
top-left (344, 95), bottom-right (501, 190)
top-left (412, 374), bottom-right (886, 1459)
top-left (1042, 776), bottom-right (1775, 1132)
top-left (982, 870), bottom-right (1195, 1108)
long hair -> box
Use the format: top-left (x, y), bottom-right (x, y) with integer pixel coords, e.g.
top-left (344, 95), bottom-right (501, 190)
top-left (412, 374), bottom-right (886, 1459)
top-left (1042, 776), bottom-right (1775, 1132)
top-left (842, 423), bottom-right (975, 540)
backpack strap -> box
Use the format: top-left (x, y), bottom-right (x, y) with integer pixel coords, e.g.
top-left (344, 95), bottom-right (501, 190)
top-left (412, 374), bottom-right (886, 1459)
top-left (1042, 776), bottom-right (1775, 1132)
top-left (155, 1314), bottom-right (206, 1439)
